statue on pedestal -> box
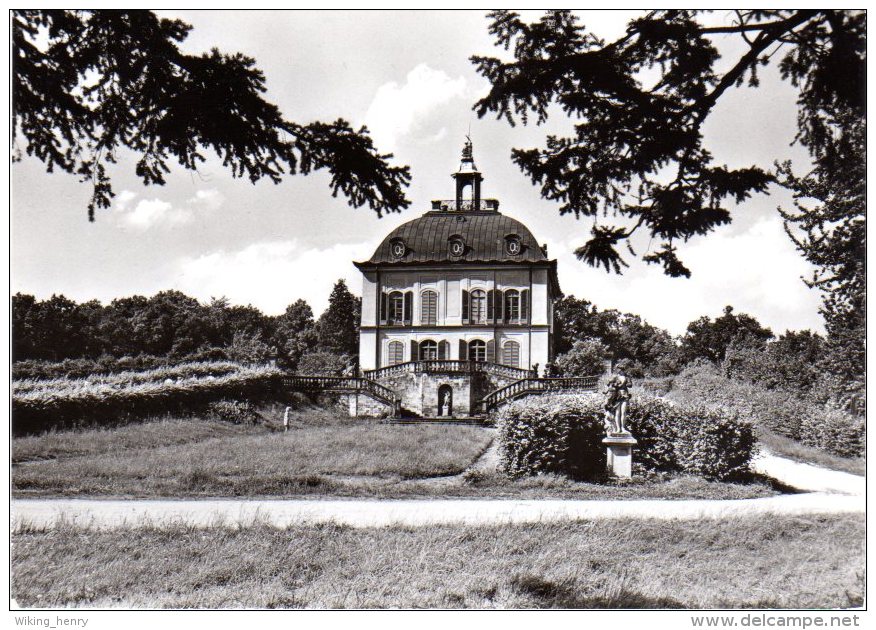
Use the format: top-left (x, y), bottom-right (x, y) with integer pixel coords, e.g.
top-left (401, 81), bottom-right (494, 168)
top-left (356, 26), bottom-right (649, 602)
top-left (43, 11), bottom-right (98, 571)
top-left (603, 364), bottom-right (631, 434)
top-left (439, 388), bottom-right (452, 417)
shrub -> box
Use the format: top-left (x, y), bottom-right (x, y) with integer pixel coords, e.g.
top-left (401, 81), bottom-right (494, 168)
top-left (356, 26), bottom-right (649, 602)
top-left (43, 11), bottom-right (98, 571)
top-left (205, 400), bottom-right (260, 424)
top-left (496, 394), bottom-right (606, 480)
top-left (639, 376), bottom-right (675, 397)
top-left (297, 351), bottom-right (352, 376)
top-left (496, 391), bottom-right (755, 482)
top-left (669, 363), bottom-right (864, 458)
top-left (12, 351), bottom-right (231, 380)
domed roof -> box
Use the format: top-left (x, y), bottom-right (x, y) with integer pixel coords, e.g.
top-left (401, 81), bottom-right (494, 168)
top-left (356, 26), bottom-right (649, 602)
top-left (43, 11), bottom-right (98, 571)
top-left (356, 208), bottom-right (549, 267)
top-left (355, 137), bottom-right (555, 272)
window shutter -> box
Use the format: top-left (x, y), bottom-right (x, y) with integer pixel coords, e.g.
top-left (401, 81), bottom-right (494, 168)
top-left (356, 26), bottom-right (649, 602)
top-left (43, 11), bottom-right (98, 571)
top-left (462, 290), bottom-right (469, 323)
top-left (410, 339), bottom-right (419, 362)
top-left (438, 340), bottom-right (448, 360)
top-left (459, 339), bottom-right (468, 360)
top-left (486, 339), bottom-right (495, 363)
top-left (380, 292), bottom-right (387, 323)
top-left (421, 291), bottom-right (437, 325)
top-left (503, 341), bottom-right (520, 368)
top-left (487, 290), bottom-right (494, 322)
top-left (521, 289), bottom-right (530, 322)
top-left (496, 289), bottom-right (504, 323)
top-left (403, 291), bottom-right (412, 323)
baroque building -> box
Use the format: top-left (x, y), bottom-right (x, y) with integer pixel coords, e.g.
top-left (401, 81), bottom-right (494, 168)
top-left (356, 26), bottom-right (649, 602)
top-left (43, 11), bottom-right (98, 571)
top-left (349, 140), bottom-right (565, 418)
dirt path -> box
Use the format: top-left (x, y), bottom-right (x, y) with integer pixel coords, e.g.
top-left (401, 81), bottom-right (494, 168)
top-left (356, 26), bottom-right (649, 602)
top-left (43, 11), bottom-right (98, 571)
top-left (10, 492), bottom-right (863, 530)
top-left (752, 449), bottom-right (865, 496)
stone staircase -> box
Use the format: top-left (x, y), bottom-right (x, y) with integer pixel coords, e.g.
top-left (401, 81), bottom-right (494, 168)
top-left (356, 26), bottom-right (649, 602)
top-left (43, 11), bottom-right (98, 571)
top-left (287, 367), bottom-right (600, 420)
top-left (286, 375), bottom-right (401, 415)
top-left (478, 375), bottom-right (600, 412)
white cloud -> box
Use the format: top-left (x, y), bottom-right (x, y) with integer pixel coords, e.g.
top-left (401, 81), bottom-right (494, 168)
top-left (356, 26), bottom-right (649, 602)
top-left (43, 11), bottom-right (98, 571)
top-left (551, 216), bottom-right (824, 336)
top-left (126, 199), bottom-right (192, 229)
top-left (364, 63), bottom-right (468, 153)
top-left (114, 190), bottom-right (138, 212)
top-left (188, 188), bottom-right (225, 212)
top-left (174, 240), bottom-right (370, 316)
top-left (114, 188), bottom-right (224, 230)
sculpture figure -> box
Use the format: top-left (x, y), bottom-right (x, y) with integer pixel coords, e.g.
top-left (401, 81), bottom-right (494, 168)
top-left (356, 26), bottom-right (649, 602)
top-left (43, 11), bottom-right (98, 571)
top-left (603, 365), bottom-right (631, 434)
top-left (439, 388), bottom-right (452, 417)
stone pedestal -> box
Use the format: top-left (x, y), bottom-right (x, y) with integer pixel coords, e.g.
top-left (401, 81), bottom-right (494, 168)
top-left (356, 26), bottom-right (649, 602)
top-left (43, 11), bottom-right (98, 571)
top-left (602, 432), bottom-right (638, 479)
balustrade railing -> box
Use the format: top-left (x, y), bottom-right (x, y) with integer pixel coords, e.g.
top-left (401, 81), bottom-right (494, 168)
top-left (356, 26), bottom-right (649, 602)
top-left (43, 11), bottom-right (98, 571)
top-left (430, 199), bottom-right (499, 212)
top-left (479, 375), bottom-right (600, 411)
top-left (286, 376), bottom-right (400, 412)
top-left (363, 360), bottom-right (535, 381)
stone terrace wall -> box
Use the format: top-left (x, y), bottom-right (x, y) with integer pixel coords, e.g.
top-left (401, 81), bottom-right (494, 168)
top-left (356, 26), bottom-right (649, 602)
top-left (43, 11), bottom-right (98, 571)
top-left (338, 393), bottom-right (394, 418)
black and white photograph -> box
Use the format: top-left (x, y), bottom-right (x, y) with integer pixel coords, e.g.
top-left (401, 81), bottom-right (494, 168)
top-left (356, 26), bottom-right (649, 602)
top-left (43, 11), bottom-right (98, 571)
top-left (8, 8), bottom-right (867, 622)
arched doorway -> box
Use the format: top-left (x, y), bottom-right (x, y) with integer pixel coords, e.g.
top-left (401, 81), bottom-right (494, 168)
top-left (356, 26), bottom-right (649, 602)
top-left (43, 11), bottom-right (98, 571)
top-left (438, 384), bottom-right (453, 417)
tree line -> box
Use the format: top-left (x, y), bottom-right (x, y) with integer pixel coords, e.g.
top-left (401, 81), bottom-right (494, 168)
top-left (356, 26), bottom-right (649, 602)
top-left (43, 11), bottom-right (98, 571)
top-left (12, 280), bottom-right (359, 374)
top-left (552, 298), bottom-right (861, 415)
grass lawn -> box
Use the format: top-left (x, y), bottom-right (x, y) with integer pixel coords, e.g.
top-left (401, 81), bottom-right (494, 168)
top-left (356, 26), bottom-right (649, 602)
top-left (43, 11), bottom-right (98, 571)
top-left (758, 428), bottom-right (866, 476)
top-left (11, 417), bottom-right (779, 500)
top-left (13, 421), bottom-right (493, 497)
top-left (12, 418), bottom-right (270, 463)
top-left (11, 514), bottom-right (864, 609)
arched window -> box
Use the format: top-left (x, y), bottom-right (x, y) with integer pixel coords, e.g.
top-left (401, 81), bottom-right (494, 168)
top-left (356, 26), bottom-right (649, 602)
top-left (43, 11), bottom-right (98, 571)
top-left (387, 340), bottom-right (404, 365)
top-left (504, 289), bottom-right (520, 322)
top-left (470, 289), bottom-right (487, 323)
top-left (502, 340), bottom-right (520, 368)
top-left (419, 340), bottom-right (438, 360)
top-left (469, 339), bottom-right (487, 362)
top-left (421, 290), bottom-right (437, 325)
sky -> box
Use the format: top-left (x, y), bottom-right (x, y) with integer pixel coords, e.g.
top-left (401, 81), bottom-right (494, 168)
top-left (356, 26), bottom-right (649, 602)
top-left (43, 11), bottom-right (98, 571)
top-left (11, 10), bottom-right (825, 336)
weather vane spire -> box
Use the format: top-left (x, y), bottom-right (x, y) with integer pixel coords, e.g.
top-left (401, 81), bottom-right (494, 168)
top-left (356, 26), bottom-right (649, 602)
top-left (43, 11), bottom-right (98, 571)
top-left (461, 134), bottom-right (473, 162)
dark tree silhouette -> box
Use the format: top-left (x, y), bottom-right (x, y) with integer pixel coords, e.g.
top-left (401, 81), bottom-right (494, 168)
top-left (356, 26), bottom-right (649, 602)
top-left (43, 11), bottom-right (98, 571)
top-left (473, 10), bottom-right (864, 278)
top-left (12, 10), bottom-right (411, 220)
top-left (273, 299), bottom-right (318, 370)
top-left (681, 305), bottom-right (774, 365)
top-left (317, 280), bottom-right (360, 358)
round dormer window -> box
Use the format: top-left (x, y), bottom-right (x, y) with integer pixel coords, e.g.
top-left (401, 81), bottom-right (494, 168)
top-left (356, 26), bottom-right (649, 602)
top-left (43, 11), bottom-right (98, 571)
top-left (505, 235), bottom-right (522, 256)
top-left (390, 239), bottom-right (406, 259)
top-left (448, 236), bottom-right (465, 257)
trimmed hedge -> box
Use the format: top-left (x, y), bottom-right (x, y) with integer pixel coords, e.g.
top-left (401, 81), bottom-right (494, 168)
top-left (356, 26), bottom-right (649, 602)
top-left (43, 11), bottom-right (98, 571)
top-left (496, 394), bottom-right (606, 480)
top-left (12, 363), bottom-right (289, 435)
top-left (669, 364), bottom-right (865, 458)
top-left (13, 361), bottom-right (242, 394)
top-left (12, 351), bottom-right (231, 380)
top-left (496, 392), bottom-right (755, 481)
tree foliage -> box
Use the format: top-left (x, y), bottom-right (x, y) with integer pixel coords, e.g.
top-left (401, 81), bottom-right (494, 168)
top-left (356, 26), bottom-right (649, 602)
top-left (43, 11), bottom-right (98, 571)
top-left (273, 299), bottom-right (319, 370)
top-left (12, 10), bottom-right (411, 220)
top-left (317, 280), bottom-right (360, 358)
top-left (554, 295), bottom-right (677, 376)
top-left (722, 329), bottom-right (824, 396)
top-left (554, 339), bottom-right (609, 377)
top-left (11, 279), bottom-right (359, 369)
top-left (680, 305), bottom-right (774, 365)
top-left (473, 9), bottom-right (864, 278)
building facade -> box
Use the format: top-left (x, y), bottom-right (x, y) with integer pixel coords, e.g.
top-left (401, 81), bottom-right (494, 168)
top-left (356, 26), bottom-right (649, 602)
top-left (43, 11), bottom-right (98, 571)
top-left (350, 140), bottom-right (563, 418)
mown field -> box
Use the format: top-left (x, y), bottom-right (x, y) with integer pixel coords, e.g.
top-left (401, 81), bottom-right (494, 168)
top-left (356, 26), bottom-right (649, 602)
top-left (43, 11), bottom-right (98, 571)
top-left (11, 514), bottom-right (864, 609)
top-left (11, 416), bottom-right (780, 500)
top-left (12, 418), bottom-right (492, 497)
